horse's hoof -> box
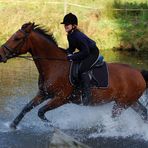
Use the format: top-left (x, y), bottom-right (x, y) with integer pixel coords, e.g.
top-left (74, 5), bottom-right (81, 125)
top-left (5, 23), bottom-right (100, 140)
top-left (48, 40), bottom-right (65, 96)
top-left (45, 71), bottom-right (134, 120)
top-left (38, 112), bottom-right (49, 123)
top-left (144, 119), bottom-right (148, 124)
top-left (43, 121), bottom-right (56, 131)
top-left (41, 117), bottom-right (50, 123)
top-left (10, 122), bottom-right (17, 130)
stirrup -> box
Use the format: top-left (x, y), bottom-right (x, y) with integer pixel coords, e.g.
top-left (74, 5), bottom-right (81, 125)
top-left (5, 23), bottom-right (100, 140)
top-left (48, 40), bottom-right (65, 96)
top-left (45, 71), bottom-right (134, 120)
top-left (82, 94), bottom-right (91, 106)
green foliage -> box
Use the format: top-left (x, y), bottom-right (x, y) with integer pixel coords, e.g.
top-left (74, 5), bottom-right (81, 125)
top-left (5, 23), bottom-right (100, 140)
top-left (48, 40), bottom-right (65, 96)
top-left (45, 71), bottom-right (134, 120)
top-left (113, 0), bottom-right (148, 9)
top-left (0, 0), bottom-right (147, 51)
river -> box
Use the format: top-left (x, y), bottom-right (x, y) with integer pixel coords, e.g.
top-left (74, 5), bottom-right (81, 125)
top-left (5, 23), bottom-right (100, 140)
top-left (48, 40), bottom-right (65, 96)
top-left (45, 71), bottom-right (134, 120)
top-left (0, 50), bottom-right (148, 148)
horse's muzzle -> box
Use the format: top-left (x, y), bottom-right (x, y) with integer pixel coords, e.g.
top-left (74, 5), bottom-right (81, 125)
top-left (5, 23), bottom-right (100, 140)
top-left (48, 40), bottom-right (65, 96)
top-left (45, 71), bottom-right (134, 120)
top-left (0, 55), bottom-right (7, 63)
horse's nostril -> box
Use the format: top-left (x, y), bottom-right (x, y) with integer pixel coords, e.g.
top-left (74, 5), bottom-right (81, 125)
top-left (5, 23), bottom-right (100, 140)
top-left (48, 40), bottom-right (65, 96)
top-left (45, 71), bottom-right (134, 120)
top-left (0, 55), bottom-right (2, 62)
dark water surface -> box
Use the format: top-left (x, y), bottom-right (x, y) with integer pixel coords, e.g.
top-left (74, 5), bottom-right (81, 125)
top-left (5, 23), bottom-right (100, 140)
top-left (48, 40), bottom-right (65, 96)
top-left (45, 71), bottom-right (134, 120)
top-left (0, 51), bottom-right (148, 148)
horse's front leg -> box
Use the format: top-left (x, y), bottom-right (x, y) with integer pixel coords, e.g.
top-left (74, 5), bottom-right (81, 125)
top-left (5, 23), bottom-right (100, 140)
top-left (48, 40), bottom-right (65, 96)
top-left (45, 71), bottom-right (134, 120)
top-left (38, 95), bottom-right (69, 123)
top-left (10, 92), bottom-right (53, 129)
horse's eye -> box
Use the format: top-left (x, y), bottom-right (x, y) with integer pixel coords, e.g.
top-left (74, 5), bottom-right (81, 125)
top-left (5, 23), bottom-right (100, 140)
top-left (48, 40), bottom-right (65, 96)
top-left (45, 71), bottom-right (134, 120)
top-left (14, 37), bottom-right (20, 41)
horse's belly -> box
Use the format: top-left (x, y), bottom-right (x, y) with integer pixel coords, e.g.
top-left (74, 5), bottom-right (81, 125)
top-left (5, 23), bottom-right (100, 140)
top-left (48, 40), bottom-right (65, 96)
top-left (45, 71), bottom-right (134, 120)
top-left (91, 88), bottom-right (114, 104)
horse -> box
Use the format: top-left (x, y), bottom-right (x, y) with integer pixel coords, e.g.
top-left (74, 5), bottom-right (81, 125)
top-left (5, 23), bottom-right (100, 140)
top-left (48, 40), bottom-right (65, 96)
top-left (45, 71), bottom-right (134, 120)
top-left (0, 22), bottom-right (148, 129)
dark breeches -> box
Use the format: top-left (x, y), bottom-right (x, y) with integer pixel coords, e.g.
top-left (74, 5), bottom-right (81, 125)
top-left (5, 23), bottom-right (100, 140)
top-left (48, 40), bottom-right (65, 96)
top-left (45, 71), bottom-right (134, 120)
top-left (79, 52), bottom-right (99, 74)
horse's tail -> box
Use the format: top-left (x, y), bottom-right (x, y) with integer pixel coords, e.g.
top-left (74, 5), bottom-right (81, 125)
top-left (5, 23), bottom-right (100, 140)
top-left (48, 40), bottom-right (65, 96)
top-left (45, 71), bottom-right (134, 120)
top-left (141, 70), bottom-right (148, 88)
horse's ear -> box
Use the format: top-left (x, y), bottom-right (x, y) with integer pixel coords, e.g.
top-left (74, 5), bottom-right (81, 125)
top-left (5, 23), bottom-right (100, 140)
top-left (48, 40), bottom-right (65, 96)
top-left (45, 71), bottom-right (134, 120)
top-left (31, 22), bottom-right (35, 29)
top-left (25, 22), bottom-right (35, 33)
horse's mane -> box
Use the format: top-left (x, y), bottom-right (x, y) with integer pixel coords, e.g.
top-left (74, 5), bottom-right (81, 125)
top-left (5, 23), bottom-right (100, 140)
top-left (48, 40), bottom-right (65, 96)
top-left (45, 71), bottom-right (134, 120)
top-left (33, 24), bottom-right (58, 46)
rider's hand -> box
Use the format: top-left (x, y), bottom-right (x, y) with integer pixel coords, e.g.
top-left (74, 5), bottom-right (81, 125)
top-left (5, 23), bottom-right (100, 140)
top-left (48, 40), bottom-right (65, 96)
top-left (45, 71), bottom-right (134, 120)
top-left (67, 54), bottom-right (73, 61)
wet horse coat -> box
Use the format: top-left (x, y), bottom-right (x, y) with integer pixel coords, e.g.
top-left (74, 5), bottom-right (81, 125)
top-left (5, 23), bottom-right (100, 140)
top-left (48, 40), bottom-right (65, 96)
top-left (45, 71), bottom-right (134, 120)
top-left (0, 22), bottom-right (147, 129)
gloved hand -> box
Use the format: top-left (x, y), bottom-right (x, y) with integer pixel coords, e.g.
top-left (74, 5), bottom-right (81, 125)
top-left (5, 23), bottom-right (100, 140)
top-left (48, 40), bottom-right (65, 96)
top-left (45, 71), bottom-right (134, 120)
top-left (66, 50), bottom-right (73, 55)
top-left (67, 54), bottom-right (73, 61)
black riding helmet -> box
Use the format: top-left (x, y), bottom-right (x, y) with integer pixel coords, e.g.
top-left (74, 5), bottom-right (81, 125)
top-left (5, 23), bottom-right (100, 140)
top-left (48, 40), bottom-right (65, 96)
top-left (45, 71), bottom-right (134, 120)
top-left (61, 13), bottom-right (78, 25)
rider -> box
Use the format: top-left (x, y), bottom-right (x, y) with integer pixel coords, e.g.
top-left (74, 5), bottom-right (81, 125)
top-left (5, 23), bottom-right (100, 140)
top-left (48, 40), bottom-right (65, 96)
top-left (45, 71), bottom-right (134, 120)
top-left (61, 13), bottom-right (99, 105)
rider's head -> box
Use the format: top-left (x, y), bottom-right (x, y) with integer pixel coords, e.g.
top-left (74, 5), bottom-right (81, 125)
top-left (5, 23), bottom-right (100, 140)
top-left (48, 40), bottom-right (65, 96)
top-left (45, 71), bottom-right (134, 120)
top-left (61, 13), bottom-right (78, 33)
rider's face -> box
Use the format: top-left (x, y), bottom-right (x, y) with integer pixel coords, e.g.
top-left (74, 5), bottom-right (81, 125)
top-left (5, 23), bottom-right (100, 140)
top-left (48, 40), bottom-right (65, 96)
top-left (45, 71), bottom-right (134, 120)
top-left (64, 24), bottom-right (73, 33)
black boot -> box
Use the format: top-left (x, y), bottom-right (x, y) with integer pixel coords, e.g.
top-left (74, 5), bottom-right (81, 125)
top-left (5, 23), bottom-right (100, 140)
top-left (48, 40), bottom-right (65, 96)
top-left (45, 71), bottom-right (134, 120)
top-left (81, 72), bottom-right (91, 106)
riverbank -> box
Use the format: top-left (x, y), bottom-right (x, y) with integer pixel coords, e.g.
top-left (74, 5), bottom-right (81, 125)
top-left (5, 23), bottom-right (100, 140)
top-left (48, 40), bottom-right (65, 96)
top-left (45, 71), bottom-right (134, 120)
top-left (0, 0), bottom-right (147, 51)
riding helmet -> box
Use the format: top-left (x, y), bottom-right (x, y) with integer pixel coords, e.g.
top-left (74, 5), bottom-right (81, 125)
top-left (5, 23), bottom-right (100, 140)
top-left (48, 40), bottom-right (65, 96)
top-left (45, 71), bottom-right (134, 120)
top-left (61, 13), bottom-right (78, 25)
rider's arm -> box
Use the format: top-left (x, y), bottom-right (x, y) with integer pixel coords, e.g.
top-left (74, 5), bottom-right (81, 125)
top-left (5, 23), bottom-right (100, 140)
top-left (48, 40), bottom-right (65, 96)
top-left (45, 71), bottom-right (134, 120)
top-left (70, 33), bottom-right (90, 61)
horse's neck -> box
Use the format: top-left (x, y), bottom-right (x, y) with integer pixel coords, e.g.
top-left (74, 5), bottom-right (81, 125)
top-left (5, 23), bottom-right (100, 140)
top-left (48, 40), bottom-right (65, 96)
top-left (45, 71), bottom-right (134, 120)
top-left (29, 32), bottom-right (66, 58)
top-left (28, 31), bottom-right (68, 76)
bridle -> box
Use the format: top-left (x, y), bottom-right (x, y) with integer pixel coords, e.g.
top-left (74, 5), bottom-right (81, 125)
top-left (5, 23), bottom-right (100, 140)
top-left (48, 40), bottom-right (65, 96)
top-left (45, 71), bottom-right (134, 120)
top-left (1, 29), bottom-right (29, 62)
top-left (1, 29), bottom-right (67, 62)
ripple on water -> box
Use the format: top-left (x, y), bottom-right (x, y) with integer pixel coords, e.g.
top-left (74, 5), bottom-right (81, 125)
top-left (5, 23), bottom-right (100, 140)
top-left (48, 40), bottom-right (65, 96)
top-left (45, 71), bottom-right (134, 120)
top-left (0, 91), bottom-right (148, 148)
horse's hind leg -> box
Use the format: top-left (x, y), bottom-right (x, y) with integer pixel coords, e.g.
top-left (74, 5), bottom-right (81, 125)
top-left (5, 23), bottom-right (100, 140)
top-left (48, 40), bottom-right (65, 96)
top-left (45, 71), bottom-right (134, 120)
top-left (10, 91), bottom-right (53, 129)
top-left (112, 102), bottom-right (127, 118)
top-left (131, 101), bottom-right (147, 121)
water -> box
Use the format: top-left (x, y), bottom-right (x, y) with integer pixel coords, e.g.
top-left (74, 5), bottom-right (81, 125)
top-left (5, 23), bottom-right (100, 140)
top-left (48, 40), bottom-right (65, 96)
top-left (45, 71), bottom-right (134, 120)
top-left (0, 51), bottom-right (148, 148)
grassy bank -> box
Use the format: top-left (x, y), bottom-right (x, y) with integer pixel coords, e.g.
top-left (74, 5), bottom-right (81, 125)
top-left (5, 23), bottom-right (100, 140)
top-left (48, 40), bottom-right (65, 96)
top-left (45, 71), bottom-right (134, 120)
top-left (0, 0), bottom-right (147, 51)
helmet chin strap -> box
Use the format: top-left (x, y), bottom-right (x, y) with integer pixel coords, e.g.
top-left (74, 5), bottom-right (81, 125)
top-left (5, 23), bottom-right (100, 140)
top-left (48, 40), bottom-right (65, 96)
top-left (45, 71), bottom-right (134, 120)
top-left (68, 25), bottom-right (77, 34)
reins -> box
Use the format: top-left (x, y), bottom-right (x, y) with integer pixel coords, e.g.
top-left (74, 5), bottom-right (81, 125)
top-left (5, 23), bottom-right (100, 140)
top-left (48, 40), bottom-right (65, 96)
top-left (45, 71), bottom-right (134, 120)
top-left (17, 55), bottom-right (67, 61)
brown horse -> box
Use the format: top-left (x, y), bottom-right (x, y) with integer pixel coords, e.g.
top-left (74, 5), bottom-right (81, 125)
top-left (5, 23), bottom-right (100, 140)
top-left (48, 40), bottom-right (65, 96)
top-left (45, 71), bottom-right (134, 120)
top-left (0, 22), bottom-right (148, 129)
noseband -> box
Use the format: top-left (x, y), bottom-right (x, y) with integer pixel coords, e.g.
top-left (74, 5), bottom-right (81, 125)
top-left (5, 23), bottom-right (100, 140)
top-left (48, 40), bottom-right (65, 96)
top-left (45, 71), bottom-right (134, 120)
top-left (1, 29), bottom-right (29, 61)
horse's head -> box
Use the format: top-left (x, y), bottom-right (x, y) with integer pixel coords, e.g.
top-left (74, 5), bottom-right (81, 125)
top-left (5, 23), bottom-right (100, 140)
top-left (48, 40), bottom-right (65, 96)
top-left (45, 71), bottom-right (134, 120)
top-left (0, 22), bottom-right (34, 63)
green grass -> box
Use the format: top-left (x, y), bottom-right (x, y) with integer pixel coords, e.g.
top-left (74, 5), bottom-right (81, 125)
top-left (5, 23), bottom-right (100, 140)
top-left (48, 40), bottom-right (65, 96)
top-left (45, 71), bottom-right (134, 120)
top-left (0, 0), bottom-right (147, 51)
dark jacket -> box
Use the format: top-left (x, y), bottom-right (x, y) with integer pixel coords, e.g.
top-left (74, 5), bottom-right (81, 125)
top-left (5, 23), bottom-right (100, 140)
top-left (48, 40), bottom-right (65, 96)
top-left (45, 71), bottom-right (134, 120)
top-left (67, 29), bottom-right (98, 61)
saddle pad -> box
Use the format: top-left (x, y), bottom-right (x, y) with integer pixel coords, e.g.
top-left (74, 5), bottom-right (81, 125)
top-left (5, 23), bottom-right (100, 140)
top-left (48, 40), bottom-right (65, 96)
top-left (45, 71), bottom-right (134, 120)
top-left (90, 62), bottom-right (109, 88)
top-left (69, 61), bottom-right (109, 88)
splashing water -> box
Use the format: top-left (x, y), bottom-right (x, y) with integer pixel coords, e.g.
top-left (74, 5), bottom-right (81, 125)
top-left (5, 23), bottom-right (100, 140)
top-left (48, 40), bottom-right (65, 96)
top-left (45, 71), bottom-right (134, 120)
top-left (0, 89), bottom-right (148, 148)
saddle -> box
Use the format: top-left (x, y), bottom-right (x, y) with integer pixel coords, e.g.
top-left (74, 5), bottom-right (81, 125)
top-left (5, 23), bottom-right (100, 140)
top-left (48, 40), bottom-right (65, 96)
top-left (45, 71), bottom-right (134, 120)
top-left (69, 56), bottom-right (109, 88)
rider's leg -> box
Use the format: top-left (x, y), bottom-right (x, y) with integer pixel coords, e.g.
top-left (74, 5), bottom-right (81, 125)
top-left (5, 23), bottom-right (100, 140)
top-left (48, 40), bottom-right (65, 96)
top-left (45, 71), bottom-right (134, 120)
top-left (79, 54), bottom-right (98, 106)
top-left (80, 72), bottom-right (91, 105)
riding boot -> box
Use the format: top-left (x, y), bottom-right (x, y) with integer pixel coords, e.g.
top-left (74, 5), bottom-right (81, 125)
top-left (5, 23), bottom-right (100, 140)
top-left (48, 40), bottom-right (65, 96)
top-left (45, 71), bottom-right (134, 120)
top-left (81, 72), bottom-right (91, 106)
